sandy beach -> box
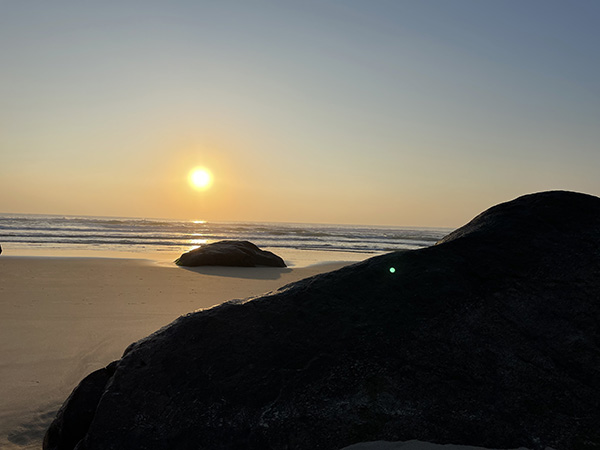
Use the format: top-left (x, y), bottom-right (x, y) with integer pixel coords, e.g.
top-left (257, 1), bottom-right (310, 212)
top-left (0, 255), bottom-right (351, 449)
top-left (2, 0), bottom-right (596, 446)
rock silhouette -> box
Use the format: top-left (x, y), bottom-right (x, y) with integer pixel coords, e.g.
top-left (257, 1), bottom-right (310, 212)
top-left (45, 191), bottom-right (600, 450)
top-left (174, 240), bottom-right (286, 267)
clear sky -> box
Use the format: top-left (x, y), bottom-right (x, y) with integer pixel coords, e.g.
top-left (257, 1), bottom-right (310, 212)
top-left (1, 0), bottom-right (599, 227)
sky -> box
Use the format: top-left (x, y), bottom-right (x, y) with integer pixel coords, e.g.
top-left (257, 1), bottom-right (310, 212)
top-left (1, 0), bottom-right (599, 227)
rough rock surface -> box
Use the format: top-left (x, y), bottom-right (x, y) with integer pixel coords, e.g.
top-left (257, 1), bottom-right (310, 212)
top-left (45, 191), bottom-right (600, 450)
top-left (174, 240), bottom-right (286, 267)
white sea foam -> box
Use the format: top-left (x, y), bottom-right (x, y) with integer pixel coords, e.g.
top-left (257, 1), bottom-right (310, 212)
top-left (0, 213), bottom-right (452, 257)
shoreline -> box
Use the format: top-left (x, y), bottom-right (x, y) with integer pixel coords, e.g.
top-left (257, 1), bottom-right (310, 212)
top-left (0, 254), bottom-right (358, 449)
top-left (0, 245), bottom-right (377, 269)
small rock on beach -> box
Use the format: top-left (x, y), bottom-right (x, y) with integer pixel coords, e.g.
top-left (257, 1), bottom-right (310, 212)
top-left (174, 240), bottom-right (286, 267)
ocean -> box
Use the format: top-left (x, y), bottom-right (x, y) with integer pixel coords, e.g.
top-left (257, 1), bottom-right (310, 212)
top-left (0, 213), bottom-right (452, 262)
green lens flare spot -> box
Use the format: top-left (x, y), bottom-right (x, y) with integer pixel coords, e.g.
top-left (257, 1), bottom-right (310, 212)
top-left (389, 267), bottom-right (396, 274)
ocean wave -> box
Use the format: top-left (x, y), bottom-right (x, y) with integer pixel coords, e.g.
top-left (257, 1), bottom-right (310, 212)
top-left (0, 214), bottom-right (452, 254)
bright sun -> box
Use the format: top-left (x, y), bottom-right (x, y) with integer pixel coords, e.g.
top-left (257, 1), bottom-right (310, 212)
top-left (189, 167), bottom-right (212, 190)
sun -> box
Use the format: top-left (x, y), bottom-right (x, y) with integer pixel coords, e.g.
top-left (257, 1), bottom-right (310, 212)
top-left (189, 167), bottom-right (212, 190)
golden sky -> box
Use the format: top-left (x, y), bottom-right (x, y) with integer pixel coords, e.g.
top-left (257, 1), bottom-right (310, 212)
top-left (1, 1), bottom-right (599, 227)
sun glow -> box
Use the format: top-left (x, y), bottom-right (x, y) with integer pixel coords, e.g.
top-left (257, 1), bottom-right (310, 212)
top-left (189, 168), bottom-right (212, 190)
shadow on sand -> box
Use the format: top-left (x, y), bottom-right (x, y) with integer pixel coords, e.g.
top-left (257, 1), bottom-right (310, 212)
top-left (177, 265), bottom-right (293, 280)
top-left (7, 405), bottom-right (58, 448)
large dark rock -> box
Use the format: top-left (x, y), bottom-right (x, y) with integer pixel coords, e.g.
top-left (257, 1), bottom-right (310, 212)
top-left (174, 240), bottom-right (286, 267)
top-left (43, 362), bottom-right (118, 450)
top-left (45, 191), bottom-right (600, 450)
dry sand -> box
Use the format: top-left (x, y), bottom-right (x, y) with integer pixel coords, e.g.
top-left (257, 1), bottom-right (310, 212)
top-left (0, 256), bottom-right (349, 449)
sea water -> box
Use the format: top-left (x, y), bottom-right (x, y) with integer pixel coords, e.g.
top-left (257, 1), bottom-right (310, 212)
top-left (0, 213), bottom-right (452, 261)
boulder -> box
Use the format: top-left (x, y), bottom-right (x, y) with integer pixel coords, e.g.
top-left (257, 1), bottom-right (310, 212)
top-left (43, 362), bottom-right (117, 450)
top-left (174, 240), bottom-right (286, 267)
top-left (45, 191), bottom-right (600, 450)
